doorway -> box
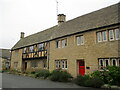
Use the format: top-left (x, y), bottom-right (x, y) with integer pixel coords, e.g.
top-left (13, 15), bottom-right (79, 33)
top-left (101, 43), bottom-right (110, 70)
top-left (77, 60), bottom-right (85, 76)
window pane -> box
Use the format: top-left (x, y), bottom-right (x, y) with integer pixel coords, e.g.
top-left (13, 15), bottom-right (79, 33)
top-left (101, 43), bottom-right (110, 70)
top-left (81, 36), bottom-right (84, 45)
top-left (109, 30), bottom-right (114, 41)
top-left (56, 41), bottom-right (60, 48)
top-left (115, 29), bottom-right (120, 40)
top-left (102, 31), bottom-right (107, 41)
top-left (77, 36), bottom-right (84, 45)
top-left (62, 39), bottom-right (67, 48)
top-left (112, 59), bottom-right (117, 66)
top-left (97, 32), bottom-right (102, 42)
top-left (39, 43), bottom-right (44, 51)
top-left (29, 46), bottom-right (33, 52)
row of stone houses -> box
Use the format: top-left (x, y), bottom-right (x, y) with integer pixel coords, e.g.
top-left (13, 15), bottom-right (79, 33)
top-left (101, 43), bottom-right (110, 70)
top-left (11, 3), bottom-right (120, 77)
top-left (0, 49), bottom-right (11, 70)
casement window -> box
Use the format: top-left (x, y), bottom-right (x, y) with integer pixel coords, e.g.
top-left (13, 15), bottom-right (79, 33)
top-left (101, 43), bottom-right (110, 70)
top-left (55, 60), bottom-right (67, 69)
top-left (97, 32), bottom-right (102, 42)
top-left (38, 43), bottom-right (44, 51)
top-left (77, 35), bottom-right (84, 45)
top-left (109, 30), bottom-right (114, 41)
top-left (102, 31), bottom-right (107, 41)
top-left (56, 40), bottom-right (61, 48)
top-left (99, 59), bottom-right (104, 69)
top-left (112, 59), bottom-right (117, 66)
top-left (104, 59), bottom-right (110, 67)
top-left (62, 39), bottom-right (67, 48)
top-left (115, 28), bottom-right (120, 40)
top-left (23, 48), bottom-right (27, 53)
top-left (31, 61), bottom-right (38, 68)
top-left (29, 46), bottom-right (34, 52)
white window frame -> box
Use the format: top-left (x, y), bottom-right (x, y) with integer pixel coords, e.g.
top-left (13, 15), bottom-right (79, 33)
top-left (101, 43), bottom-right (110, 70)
top-left (99, 59), bottom-right (104, 69)
top-left (62, 39), bottom-right (67, 48)
top-left (97, 32), bottom-right (102, 42)
top-left (111, 59), bottom-right (117, 66)
top-left (102, 31), bottom-right (107, 41)
top-left (115, 28), bottom-right (120, 40)
top-left (104, 59), bottom-right (110, 67)
top-left (109, 30), bottom-right (114, 41)
top-left (77, 35), bottom-right (84, 45)
top-left (56, 40), bottom-right (61, 48)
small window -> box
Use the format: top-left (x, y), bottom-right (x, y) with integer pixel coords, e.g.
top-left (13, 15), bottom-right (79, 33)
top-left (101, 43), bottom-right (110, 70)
top-left (29, 46), bottom-right (34, 52)
top-left (55, 60), bottom-right (67, 69)
top-left (99, 59), bottom-right (104, 69)
top-left (62, 39), bottom-right (67, 48)
top-left (56, 40), bottom-right (61, 48)
top-left (115, 28), bottom-right (120, 40)
top-left (77, 35), bottom-right (84, 45)
top-left (112, 59), bottom-right (117, 66)
top-left (109, 30), bottom-right (114, 41)
top-left (23, 48), bottom-right (26, 53)
top-left (97, 32), bottom-right (102, 42)
top-left (38, 43), bottom-right (44, 51)
top-left (104, 59), bottom-right (110, 67)
top-left (102, 31), bottom-right (107, 41)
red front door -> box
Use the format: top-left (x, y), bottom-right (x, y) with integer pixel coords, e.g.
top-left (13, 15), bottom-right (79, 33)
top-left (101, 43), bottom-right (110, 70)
top-left (78, 60), bottom-right (85, 76)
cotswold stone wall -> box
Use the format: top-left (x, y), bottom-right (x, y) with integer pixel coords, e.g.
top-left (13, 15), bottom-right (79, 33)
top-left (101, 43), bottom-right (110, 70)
top-left (49, 25), bottom-right (119, 77)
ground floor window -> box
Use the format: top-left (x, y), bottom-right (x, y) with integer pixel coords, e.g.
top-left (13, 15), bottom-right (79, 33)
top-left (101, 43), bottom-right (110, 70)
top-left (55, 60), bottom-right (67, 69)
top-left (98, 58), bottom-right (120, 69)
top-left (31, 61), bottom-right (38, 68)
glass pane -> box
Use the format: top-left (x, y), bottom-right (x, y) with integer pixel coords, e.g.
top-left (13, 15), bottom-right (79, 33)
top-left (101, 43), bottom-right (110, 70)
top-left (102, 31), bottom-right (107, 41)
top-left (109, 30), bottom-right (114, 40)
top-left (115, 29), bottom-right (120, 40)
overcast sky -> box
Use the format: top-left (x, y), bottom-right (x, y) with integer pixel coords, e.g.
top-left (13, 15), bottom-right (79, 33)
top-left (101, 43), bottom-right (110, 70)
top-left (0, 0), bottom-right (119, 49)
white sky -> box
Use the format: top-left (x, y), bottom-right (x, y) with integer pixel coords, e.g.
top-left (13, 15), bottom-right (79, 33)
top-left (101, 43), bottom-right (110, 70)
top-left (0, 0), bottom-right (119, 49)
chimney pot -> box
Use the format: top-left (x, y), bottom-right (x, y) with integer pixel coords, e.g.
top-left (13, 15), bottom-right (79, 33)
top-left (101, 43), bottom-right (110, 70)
top-left (20, 32), bottom-right (25, 39)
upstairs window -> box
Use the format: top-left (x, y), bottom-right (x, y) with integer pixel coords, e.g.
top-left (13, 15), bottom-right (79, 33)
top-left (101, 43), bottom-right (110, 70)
top-left (97, 32), bottom-right (102, 42)
top-left (62, 39), bottom-right (67, 48)
top-left (56, 40), bottom-right (61, 48)
top-left (115, 28), bottom-right (120, 40)
top-left (38, 43), bottom-right (44, 51)
top-left (77, 35), bottom-right (84, 45)
top-left (23, 48), bottom-right (27, 53)
top-left (102, 31), bottom-right (107, 41)
top-left (109, 30), bottom-right (114, 41)
top-left (29, 46), bottom-right (34, 52)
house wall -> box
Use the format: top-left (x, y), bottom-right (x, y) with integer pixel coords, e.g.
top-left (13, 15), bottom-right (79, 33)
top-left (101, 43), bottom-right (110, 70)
top-left (11, 49), bottom-right (23, 71)
top-left (49, 25), bottom-right (120, 77)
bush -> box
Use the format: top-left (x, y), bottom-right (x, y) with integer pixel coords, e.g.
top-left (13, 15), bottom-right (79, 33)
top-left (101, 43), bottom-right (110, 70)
top-left (35, 69), bottom-right (50, 79)
top-left (107, 66), bottom-right (120, 86)
top-left (50, 69), bottom-right (73, 82)
top-left (74, 75), bottom-right (90, 86)
top-left (84, 77), bottom-right (104, 88)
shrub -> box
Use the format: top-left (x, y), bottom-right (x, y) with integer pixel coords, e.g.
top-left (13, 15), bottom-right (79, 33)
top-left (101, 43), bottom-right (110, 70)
top-left (35, 69), bottom-right (50, 79)
top-left (107, 66), bottom-right (120, 86)
top-left (31, 71), bottom-right (36, 74)
top-left (74, 75), bottom-right (90, 86)
top-left (84, 77), bottom-right (104, 88)
top-left (50, 69), bottom-right (73, 82)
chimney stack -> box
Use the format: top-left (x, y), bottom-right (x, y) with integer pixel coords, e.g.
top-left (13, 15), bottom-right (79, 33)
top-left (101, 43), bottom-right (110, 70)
top-left (57, 14), bottom-right (66, 26)
top-left (20, 32), bottom-right (25, 39)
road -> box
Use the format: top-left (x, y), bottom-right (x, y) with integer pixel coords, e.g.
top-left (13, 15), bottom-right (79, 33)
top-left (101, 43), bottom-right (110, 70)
top-left (2, 73), bottom-right (104, 89)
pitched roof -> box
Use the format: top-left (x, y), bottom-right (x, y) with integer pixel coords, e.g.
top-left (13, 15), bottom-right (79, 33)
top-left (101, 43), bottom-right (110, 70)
top-left (0, 49), bottom-right (11, 59)
top-left (12, 3), bottom-right (120, 50)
